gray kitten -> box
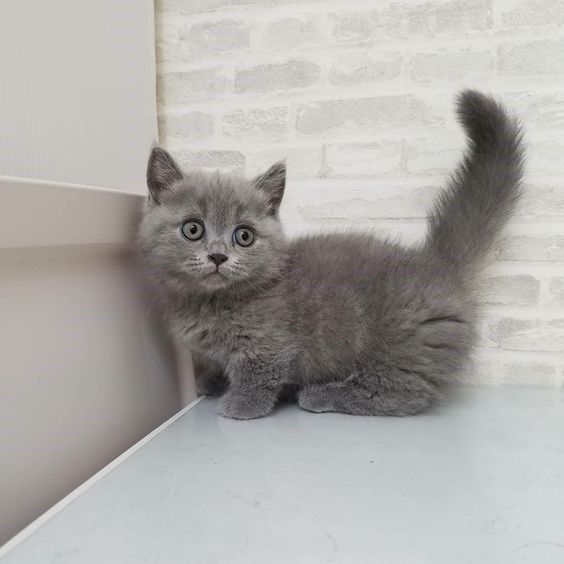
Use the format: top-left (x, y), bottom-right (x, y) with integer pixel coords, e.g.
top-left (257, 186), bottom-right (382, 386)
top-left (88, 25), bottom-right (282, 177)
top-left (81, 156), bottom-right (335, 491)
top-left (138, 91), bottom-right (524, 419)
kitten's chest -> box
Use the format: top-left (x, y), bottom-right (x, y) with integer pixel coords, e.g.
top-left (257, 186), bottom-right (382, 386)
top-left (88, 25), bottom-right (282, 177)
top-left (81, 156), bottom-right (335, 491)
top-left (173, 300), bottom-right (254, 357)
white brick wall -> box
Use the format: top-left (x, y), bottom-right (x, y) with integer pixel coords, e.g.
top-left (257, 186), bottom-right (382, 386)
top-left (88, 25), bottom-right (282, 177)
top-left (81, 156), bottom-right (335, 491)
top-left (156, 0), bottom-right (564, 386)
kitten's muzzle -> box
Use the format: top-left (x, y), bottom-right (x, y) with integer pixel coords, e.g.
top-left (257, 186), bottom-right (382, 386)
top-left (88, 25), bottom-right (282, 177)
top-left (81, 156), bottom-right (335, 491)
top-left (208, 253), bottom-right (228, 267)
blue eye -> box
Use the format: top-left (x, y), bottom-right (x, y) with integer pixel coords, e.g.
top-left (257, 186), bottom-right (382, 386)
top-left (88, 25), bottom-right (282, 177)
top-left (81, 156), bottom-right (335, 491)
top-left (181, 220), bottom-right (204, 241)
top-left (233, 226), bottom-right (255, 247)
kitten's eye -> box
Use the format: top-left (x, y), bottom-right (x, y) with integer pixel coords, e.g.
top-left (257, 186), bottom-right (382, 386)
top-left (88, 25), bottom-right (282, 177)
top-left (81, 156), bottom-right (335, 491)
top-left (233, 226), bottom-right (255, 247)
top-left (181, 220), bottom-right (204, 241)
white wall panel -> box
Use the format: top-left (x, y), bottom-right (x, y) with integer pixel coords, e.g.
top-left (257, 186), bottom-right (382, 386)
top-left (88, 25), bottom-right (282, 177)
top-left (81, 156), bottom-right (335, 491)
top-left (0, 0), bottom-right (158, 192)
top-left (0, 0), bottom-right (188, 546)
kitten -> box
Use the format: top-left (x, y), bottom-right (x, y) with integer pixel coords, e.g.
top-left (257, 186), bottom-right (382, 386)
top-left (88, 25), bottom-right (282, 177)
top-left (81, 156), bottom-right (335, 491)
top-left (138, 91), bottom-right (524, 419)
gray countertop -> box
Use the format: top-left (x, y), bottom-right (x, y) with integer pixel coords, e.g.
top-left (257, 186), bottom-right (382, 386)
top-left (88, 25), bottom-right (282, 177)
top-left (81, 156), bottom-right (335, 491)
top-left (2, 387), bottom-right (564, 563)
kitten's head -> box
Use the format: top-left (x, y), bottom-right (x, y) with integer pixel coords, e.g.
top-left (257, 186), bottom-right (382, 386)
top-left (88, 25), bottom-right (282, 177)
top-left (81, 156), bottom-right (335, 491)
top-left (138, 147), bottom-right (288, 295)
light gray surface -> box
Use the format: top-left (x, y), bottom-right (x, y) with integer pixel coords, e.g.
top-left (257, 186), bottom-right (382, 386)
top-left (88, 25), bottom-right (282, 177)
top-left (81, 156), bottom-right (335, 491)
top-left (3, 387), bottom-right (564, 563)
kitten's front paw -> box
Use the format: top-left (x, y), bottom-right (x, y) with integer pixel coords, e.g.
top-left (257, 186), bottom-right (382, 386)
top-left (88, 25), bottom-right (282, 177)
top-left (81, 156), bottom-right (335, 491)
top-left (220, 390), bottom-right (276, 420)
top-left (298, 386), bottom-right (334, 413)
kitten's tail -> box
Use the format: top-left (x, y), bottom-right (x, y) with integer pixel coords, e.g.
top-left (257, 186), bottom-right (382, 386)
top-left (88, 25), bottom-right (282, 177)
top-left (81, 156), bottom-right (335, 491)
top-left (425, 90), bottom-right (524, 274)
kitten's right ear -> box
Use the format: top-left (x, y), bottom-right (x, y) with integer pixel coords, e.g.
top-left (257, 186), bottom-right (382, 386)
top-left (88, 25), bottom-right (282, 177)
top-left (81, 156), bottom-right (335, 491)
top-left (252, 160), bottom-right (286, 216)
top-left (146, 146), bottom-right (183, 204)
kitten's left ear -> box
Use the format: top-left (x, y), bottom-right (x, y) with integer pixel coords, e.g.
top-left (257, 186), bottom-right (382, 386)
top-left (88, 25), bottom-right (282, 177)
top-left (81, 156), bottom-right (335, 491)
top-left (146, 146), bottom-right (183, 204)
top-left (252, 161), bottom-right (286, 215)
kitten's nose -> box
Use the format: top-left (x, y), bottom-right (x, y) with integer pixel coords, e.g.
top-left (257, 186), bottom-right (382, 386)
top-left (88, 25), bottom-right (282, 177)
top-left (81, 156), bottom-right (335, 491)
top-left (208, 253), bottom-right (228, 266)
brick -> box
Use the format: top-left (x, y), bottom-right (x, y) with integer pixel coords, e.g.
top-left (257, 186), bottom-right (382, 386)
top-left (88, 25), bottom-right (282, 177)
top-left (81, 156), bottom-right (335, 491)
top-left (430, 0), bottom-right (493, 33)
top-left (157, 0), bottom-right (258, 15)
top-left (527, 136), bottom-right (564, 176)
top-left (269, 0), bottom-right (321, 4)
top-left (222, 106), bottom-right (288, 141)
top-left (486, 317), bottom-right (564, 352)
top-left (280, 217), bottom-right (427, 245)
top-left (549, 278), bottom-right (564, 307)
top-left (517, 184), bottom-right (564, 218)
top-left (329, 10), bottom-right (381, 42)
top-left (329, 52), bottom-right (402, 86)
top-left (504, 92), bottom-right (564, 129)
top-left (291, 181), bottom-right (440, 220)
top-left (181, 19), bottom-right (250, 58)
top-left (323, 141), bottom-right (404, 177)
top-left (245, 147), bottom-right (322, 179)
top-left (404, 135), bottom-right (462, 174)
top-left (155, 20), bottom-right (181, 63)
top-left (409, 49), bottom-right (494, 81)
top-left (495, 234), bottom-right (564, 261)
top-left (295, 96), bottom-right (442, 135)
top-left (400, 0), bottom-right (493, 35)
top-left (235, 60), bottom-right (321, 93)
top-left (481, 274), bottom-right (540, 306)
top-left (500, 0), bottom-right (564, 27)
top-left (498, 39), bottom-right (564, 75)
top-left (158, 112), bottom-right (214, 142)
top-left (468, 351), bottom-right (561, 385)
top-left (499, 360), bottom-right (559, 385)
top-left (392, 0), bottom-right (493, 36)
top-left (171, 149), bottom-right (245, 175)
top-left (330, 0), bottom-right (492, 42)
top-left (259, 16), bottom-right (326, 50)
top-left (157, 68), bottom-right (229, 104)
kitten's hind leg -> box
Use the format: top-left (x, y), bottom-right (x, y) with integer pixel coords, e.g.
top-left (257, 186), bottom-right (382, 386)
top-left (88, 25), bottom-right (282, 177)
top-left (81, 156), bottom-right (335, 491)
top-left (298, 369), bottom-right (439, 416)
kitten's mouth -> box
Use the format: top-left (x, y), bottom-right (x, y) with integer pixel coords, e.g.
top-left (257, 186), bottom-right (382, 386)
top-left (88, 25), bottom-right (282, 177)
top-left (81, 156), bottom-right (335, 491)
top-left (205, 269), bottom-right (227, 280)
top-left (202, 269), bottom-right (230, 289)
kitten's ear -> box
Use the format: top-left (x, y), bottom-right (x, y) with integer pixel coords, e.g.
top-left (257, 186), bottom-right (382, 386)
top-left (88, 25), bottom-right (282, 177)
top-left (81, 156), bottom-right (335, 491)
top-left (146, 146), bottom-right (183, 204)
top-left (252, 161), bottom-right (286, 216)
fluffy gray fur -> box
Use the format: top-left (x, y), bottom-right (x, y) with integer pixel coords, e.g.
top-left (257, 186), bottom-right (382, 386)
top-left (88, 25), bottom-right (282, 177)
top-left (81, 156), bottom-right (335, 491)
top-left (138, 90), bottom-right (524, 419)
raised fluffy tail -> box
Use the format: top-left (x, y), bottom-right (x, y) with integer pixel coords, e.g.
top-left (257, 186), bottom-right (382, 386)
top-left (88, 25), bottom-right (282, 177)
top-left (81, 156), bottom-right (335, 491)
top-left (425, 90), bottom-right (524, 273)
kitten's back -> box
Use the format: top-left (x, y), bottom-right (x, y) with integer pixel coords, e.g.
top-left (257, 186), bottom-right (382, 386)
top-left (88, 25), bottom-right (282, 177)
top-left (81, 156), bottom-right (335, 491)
top-left (285, 232), bottom-right (475, 386)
